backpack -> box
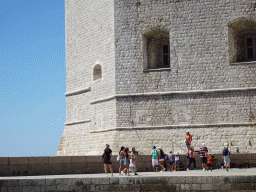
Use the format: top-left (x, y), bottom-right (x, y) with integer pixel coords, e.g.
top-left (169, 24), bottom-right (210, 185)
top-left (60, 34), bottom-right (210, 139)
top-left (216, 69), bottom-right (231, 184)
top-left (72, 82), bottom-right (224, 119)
top-left (223, 147), bottom-right (229, 156)
top-left (152, 149), bottom-right (158, 159)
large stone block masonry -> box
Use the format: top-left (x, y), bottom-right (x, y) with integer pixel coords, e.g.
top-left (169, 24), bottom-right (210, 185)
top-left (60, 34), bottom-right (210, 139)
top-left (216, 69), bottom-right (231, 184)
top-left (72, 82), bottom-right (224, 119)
top-left (57, 0), bottom-right (256, 156)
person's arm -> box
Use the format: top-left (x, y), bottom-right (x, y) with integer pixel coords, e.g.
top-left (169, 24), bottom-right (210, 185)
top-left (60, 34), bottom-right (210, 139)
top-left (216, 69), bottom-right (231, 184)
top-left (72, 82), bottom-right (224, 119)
top-left (109, 150), bottom-right (112, 162)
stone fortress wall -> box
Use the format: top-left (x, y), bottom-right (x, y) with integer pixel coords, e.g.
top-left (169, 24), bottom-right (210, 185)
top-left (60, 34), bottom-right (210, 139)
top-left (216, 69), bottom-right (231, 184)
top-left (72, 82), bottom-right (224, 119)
top-left (57, 0), bottom-right (256, 156)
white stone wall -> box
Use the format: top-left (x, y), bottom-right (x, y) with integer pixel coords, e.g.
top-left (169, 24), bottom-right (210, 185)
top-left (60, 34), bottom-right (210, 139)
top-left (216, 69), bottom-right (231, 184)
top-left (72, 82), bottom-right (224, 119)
top-left (114, 0), bottom-right (256, 93)
top-left (57, 0), bottom-right (116, 156)
top-left (58, 0), bottom-right (256, 156)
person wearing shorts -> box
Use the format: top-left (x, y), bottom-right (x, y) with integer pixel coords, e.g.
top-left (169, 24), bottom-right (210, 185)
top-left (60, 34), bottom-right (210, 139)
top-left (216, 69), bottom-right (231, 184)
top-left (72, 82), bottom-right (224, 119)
top-left (123, 147), bottom-right (130, 176)
top-left (185, 130), bottom-right (192, 152)
top-left (158, 147), bottom-right (166, 172)
top-left (199, 143), bottom-right (208, 171)
top-left (207, 153), bottom-right (213, 171)
top-left (118, 146), bottom-right (125, 176)
top-left (222, 143), bottom-right (231, 171)
top-left (168, 150), bottom-right (174, 171)
top-left (151, 146), bottom-right (159, 172)
top-left (174, 153), bottom-right (180, 171)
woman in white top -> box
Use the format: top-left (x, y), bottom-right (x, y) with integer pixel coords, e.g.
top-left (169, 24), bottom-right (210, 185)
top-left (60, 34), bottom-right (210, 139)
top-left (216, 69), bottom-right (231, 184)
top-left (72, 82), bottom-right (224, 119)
top-left (131, 147), bottom-right (138, 175)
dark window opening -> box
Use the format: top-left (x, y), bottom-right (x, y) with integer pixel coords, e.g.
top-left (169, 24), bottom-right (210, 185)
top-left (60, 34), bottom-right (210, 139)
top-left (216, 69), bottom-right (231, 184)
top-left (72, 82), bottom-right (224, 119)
top-left (143, 29), bottom-right (170, 69)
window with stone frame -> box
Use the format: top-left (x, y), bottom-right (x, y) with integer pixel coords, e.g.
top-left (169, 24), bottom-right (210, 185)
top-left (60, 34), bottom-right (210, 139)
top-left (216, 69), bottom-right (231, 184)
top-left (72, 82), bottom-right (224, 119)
top-left (143, 29), bottom-right (170, 69)
top-left (93, 64), bottom-right (102, 81)
top-left (228, 18), bottom-right (256, 63)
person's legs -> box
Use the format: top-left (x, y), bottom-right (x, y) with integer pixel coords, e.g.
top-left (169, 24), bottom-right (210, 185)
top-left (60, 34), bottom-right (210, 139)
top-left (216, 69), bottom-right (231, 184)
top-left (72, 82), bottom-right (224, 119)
top-left (159, 161), bottom-right (165, 171)
top-left (188, 158), bottom-right (192, 169)
top-left (134, 161), bottom-right (137, 174)
top-left (104, 164), bottom-right (108, 175)
top-left (119, 158), bottom-right (124, 175)
top-left (152, 159), bottom-right (156, 172)
top-left (192, 158), bottom-right (196, 169)
top-left (169, 162), bottom-right (173, 171)
top-left (186, 143), bottom-right (190, 152)
top-left (126, 165), bottom-right (129, 175)
top-left (108, 164), bottom-right (113, 175)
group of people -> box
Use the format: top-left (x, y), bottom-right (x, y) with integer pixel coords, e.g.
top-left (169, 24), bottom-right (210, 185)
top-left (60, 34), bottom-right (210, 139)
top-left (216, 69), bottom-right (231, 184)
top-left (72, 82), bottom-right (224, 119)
top-left (102, 144), bottom-right (138, 177)
top-left (184, 130), bottom-right (231, 171)
top-left (102, 130), bottom-right (232, 176)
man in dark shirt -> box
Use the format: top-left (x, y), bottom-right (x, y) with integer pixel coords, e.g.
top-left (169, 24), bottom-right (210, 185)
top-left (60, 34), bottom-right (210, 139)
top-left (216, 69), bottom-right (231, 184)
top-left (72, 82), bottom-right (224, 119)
top-left (199, 143), bottom-right (208, 171)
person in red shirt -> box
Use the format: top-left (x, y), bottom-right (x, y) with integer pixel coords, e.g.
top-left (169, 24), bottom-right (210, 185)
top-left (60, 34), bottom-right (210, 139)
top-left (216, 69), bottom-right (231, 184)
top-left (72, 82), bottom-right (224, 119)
top-left (187, 146), bottom-right (197, 171)
top-left (207, 153), bottom-right (213, 171)
top-left (185, 130), bottom-right (192, 152)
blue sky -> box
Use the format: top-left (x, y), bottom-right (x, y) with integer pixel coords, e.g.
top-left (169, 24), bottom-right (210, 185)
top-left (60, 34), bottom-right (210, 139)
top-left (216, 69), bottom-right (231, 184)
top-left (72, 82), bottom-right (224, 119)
top-left (0, 0), bottom-right (65, 156)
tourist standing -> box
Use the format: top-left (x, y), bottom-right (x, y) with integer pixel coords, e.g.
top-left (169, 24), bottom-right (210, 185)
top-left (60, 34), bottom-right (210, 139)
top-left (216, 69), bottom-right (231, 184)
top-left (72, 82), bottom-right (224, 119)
top-left (168, 150), bottom-right (174, 171)
top-left (199, 143), bottom-right (208, 171)
top-left (187, 146), bottom-right (197, 171)
top-left (119, 146), bottom-right (125, 176)
top-left (207, 153), bottom-right (213, 171)
top-left (222, 143), bottom-right (231, 171)
top-left (103, 144), bottom-right (113, 177)
top-left (185, 130), bottom-right (192, 152)
top-left (123, 147), bottom-right (130, 176)
top-left (131, 147), bottom-right (138, 175)
top-left (174, 152), bottom-right (180, 171)
top-left (158, 147), bottom-right (166, 172)
top-left (151, 146), bottom-right (159, 172)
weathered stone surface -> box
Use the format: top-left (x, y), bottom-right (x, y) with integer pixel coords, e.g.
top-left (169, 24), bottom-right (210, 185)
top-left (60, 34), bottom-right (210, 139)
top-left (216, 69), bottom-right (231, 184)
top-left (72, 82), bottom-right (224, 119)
top-left (57, 0), bottom-right (256, 157)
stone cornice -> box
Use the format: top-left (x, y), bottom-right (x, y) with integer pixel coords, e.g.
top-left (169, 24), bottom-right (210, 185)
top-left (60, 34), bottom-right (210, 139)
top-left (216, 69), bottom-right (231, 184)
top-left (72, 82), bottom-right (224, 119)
top-left (90, 87), bottom-right (256, 104)
top-left (90, 122), bottom-right (255, 133)
top-left (65, 119), bottom-right (91, 126)
top-left (65, 87), bottom-right (91, 96)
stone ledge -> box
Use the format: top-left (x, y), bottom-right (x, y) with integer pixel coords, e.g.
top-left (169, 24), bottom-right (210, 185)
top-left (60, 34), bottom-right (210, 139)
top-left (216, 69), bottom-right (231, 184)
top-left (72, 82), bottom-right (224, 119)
top-left (230, 61), bottom-right (256, 65)
top-left (65, 119), bottom-right (91, 126)
top-left (143, 68), bottom-right (171, 72)
top-left (90, 87), bottom-right (256, 104)
top-left (65, 87), bottom-right (91, 96)
top-left (90, 122), bottom-right (256, 133)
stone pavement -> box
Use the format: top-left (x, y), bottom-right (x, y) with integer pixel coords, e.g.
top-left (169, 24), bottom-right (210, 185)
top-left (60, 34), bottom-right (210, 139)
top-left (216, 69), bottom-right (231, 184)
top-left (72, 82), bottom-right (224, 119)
top-left (0, 168), bottom-right (256, 191)
top-left (1, 167), bottom-right (255, 180)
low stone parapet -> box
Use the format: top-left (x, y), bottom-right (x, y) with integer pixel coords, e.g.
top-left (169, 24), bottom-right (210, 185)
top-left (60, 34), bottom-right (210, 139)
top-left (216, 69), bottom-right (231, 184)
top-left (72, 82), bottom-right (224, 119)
top-left (0, 154), bottom-right (256, 176)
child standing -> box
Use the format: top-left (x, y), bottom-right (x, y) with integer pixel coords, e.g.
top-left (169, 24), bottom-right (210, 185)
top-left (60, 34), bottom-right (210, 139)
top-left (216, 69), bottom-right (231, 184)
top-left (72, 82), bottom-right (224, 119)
top-left (174, 153), bottom-right (180, 171)
top-left (168, 150), bottom-right (173, 171)
top-left (207, 153), bottom-right (213, 171)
